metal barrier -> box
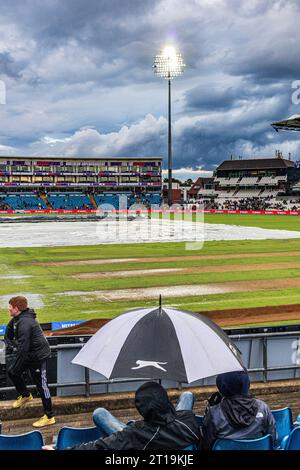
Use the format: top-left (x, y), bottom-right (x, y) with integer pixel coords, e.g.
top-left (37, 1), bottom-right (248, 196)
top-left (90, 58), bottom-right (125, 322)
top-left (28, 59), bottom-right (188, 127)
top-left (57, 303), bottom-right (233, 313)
top-left (0, 330), bottom-right (300, 397)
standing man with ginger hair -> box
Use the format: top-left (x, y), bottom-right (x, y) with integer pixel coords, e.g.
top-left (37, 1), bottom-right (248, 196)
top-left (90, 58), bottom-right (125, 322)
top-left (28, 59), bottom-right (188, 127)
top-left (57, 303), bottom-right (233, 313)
top-left (4, 296), bottom-right (55, 427)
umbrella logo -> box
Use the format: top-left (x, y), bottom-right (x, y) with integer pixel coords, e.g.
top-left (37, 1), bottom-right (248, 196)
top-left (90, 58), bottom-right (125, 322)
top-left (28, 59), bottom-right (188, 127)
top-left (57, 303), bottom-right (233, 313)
top-left (131, 360), bottom-right (168, 372)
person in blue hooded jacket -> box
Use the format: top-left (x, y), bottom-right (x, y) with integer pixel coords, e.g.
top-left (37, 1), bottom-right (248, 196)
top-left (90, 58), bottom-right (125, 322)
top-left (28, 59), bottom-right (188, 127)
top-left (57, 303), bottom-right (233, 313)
top-left (201, 370), bottom-right (277, 449)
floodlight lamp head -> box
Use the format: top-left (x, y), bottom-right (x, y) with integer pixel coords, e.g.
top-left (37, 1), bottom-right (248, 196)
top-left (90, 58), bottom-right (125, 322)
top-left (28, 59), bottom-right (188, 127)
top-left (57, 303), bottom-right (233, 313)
top-left (153, 46), bottom-right (185, 79)
top-left (162, 46), bottom-right (177, 59)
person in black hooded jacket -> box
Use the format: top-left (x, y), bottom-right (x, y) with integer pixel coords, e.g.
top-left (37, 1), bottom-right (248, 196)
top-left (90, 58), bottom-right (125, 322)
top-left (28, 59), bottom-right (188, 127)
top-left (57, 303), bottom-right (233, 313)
top-left (43, 382), bottom-right (201, 450)
top-left (201, 370), bottom-right (277, 449)
top-left (4, 296), bottom-right (55, 427)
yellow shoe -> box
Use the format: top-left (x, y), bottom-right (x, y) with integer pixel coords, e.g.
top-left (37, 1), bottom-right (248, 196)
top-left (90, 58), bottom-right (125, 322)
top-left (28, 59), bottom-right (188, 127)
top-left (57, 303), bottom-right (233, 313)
top-left (12, 394), bottom-right (33, 409)
top-left (32, 415), bottom-right (56, 428)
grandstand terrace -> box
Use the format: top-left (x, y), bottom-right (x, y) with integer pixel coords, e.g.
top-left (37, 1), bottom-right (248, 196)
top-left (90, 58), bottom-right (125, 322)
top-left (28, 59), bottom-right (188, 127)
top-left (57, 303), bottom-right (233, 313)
top-left (214, 156), bottom-right (295, 200)
top-left (188, 156), bottom-right (300, 210)
top-left (0, 156), bottom-right (162, 210)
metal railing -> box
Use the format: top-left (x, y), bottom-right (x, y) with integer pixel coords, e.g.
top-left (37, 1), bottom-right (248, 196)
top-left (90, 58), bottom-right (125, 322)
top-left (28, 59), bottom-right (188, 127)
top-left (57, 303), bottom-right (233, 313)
top-left (1, 331), bottom-right (300, 397)
top-left (230, 331), bottom-right (300, 383)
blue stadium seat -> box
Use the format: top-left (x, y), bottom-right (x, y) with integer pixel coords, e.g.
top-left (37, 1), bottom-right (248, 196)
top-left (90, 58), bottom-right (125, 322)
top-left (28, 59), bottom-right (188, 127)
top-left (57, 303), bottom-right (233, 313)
top-left (147, 194), bottom-right (162, 205)
top-left (47, 193), bottom-right (92, 210)
top-left (182, 443), bottom-right (198, 450)
top-left (282, 426), bottom-right (300, 450)
top-left (55, 426), bottom-right (104, 450)
top-left (212, 434), bottom-right (273, 450)
top-left (94, 194), bottom-right (119, 209)
top-left (1, 193), bottom-right (47, 210)
top-left (0, 431), bottom-right (44, 450)
top-left (271, 407), bottom-right (293, 448)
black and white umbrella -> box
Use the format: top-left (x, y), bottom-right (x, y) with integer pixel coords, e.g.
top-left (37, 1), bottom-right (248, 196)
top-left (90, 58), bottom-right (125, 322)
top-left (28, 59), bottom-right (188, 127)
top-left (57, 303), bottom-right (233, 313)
top-left (72, 306), bottom-right (244, 383)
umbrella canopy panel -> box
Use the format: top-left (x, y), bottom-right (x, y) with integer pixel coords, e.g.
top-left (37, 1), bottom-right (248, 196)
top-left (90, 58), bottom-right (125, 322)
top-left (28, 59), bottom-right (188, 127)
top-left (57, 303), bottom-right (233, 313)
top-left (72, 306), bottom-right (244, 383)
top-left (111, 308), bottom-right (187, 382)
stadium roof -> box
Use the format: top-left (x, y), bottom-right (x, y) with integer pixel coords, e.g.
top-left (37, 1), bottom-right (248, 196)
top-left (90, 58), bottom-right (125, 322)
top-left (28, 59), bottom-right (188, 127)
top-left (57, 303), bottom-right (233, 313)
top-left (0, 155), bottom-right (163, 161)
top-left (216, 158), bottom-right (294, 171)
top-left (271, 115), bottom-right (300, 132)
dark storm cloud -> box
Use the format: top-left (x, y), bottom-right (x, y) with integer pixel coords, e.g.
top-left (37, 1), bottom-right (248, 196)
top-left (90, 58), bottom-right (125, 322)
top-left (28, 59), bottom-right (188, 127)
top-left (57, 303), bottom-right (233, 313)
top-left (0, 0), bottom-right (162, 87)
top-left (184, 81), bottom-right (290, 112)
top-left (225, 44), bottom-right (300, 82)
top-left (184, 85), bottom-right (238, 111)
top-left (2, 0), bottom-right (158, 41)
top-left (1, 0), bottom-right (300, 173)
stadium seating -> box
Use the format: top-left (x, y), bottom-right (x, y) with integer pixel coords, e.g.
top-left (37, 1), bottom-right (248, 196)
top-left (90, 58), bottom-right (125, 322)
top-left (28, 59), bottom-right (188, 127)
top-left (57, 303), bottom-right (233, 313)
top-left (47, 193), bottom-right (93, 210)
top-left (0, 193), bottom-right (47, 210)
top-left (234, 189), bottom-right (261, 198)
top-left (55, 425), bottom-right (104, 450)
top-left (0, 190), bottom-right (162, 211)
top-left (146, 193), bottom-right (162, 205)
top-left (237, 177), bottom-right (259, 185)
top-left (282, 426), bottom-right (300, 450)
top-left (271, 407), bottom-right (294, 448)
top-left (94, 194), bottom-right (120, 209)
top-left (216, 189), bottom-right (237, 198)
top-left (182, 443), bottom-right (199, 450)
top-left (0, 431), bottom-right (44, 450)
top-left (257, 176), bottom-right (277, 186)
top-left (94, 193), bottom-right (162, 210)
top-left (259, 190), bottom-right (279, 198)
top-left (212, 434), bottom-right (273, 450)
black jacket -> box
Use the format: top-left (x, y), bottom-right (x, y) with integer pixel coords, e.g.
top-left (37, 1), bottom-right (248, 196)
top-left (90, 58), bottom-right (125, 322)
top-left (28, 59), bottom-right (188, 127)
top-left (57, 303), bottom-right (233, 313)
top-left (4, 309), bottom-right (51, 374)
top-left (72, 382), bottom-right (201, 450)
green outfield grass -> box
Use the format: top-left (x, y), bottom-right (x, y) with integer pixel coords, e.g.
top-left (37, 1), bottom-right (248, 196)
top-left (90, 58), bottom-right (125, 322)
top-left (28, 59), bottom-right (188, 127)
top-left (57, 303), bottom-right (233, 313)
top-left (1, 237), bottom-right (300, 327)
top-left (204, 213), bottom-right (300, 231)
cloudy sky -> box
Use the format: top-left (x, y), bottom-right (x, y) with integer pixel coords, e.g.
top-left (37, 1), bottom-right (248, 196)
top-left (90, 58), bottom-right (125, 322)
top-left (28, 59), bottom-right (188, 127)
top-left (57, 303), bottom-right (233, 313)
top-left (0, 0), bottom-right (300, 179)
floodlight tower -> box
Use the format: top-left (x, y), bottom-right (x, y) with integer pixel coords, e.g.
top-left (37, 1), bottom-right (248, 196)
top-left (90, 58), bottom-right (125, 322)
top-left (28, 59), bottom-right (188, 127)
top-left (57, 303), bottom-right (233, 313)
top-left (153, 46), bottom-right (185, 206)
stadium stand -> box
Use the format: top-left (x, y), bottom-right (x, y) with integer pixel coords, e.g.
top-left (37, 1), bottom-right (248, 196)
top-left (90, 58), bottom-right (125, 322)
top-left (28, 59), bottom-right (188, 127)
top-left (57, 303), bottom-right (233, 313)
top-left (46, 193), bottom-right (93, 210)
top-left (188, 154), bottom-right (300, 211)
top-left (0, 193), bottom-right (47, 210)
top-left (0, 156), bottom-right (162, 211)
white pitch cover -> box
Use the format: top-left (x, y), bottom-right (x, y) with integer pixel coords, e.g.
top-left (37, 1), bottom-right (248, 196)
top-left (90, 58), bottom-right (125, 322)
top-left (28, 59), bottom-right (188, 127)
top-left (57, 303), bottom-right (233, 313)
top-left (165, 308), bottom-right (243, 383)
top-left (72, 307), bottom-right (153, 377)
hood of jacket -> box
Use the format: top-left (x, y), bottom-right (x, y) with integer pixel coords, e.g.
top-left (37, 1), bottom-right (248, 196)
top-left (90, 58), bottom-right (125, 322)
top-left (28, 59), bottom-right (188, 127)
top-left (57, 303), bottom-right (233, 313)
top-left (17, 308), bottom-right (36, 320)
top-left (221, 396), bottom-right (259, 428)
top-left (216, 370), bottom-right (258, 428)
top-left (216, 370), bottom-right (250, 398)
top-left (135, 382), bottom-right (176, 426)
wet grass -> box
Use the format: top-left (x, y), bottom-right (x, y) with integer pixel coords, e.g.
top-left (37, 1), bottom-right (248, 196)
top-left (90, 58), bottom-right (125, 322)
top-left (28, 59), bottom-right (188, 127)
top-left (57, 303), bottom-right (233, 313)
top-left (1, 238), bottom-right (300, 325)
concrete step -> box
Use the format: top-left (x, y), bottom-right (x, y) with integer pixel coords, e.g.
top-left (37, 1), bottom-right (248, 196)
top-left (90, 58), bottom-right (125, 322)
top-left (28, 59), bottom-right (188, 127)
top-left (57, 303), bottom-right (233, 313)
top-left (2, 408), bottom-right (141, 445)
top-left (2, 379), bottom-right (300, 445)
